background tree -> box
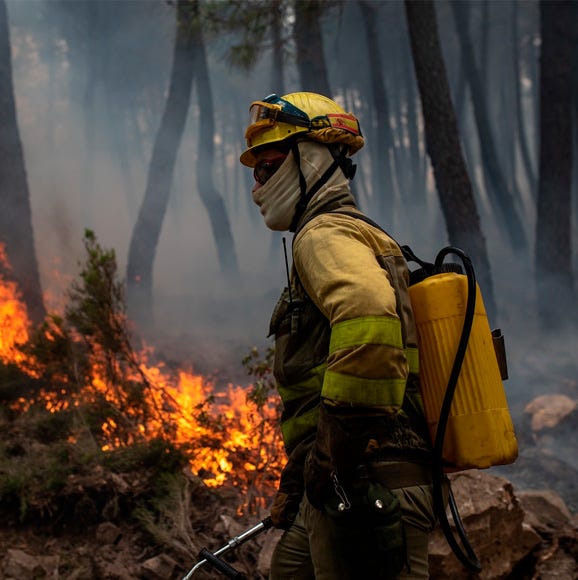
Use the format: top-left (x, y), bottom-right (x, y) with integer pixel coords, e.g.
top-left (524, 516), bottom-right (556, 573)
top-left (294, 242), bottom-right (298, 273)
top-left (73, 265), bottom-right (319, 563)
top-left (404, 0), bottom-right (496, 320)
top-left (127, 0), bottom-right (239, 323)
top-left (193, 3), bottom-right (239, 277)
top-left (293, 0), bottom-right (331, 95)
top-left (451, 1), bottom-right (528, 255)
top-left (535, 0), bottom-right (577, 330)
top-left (127, 0), bottom-right (196, 323)
top-left (0, 0), bottom-right (45, 325)
top-left (358, 0), bottom-right (396, 225)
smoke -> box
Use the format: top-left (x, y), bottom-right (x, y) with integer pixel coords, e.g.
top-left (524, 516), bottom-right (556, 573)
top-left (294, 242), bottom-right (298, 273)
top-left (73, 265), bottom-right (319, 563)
top-left (5, 0), bottom-right (577, 401)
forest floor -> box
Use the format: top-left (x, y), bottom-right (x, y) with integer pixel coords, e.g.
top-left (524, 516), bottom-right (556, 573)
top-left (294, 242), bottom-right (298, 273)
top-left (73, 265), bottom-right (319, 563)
top-left (1, 328), bottom-right (577, 580)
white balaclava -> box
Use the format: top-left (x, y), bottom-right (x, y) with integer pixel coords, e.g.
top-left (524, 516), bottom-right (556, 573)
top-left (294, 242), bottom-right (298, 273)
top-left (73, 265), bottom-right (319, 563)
top-left (252, 141), bottom-right (349, 231)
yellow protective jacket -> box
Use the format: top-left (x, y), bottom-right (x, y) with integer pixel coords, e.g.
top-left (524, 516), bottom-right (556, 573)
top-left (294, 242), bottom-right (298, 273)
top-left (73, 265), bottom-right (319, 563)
top-left (270, 191), bottom-right (432, 470)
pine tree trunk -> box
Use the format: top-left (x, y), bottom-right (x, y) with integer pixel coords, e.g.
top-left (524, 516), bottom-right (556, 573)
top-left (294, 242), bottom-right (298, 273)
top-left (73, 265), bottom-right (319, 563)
top-left (358, 0), bottom-right (396, 225)
top-left (404, 0), bottom-right (496, 320)
top-left (512, 0), bottom-right (537, 198)
top-left (535, 0), bottom-right (577, 330)
top-left (192, 10), bottom-right (239, 276)
top-left (451, 0), bottom-right (528, 254)
top-left (293, 0), bottom-right (331, 95)
top-left (127, 0), bottom-right (195, 323)
top-left (0, 0), bottom-right (45, 325)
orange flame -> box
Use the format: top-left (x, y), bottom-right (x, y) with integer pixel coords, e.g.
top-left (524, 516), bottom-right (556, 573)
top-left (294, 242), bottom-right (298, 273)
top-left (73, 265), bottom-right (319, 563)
top-left (0, 244), bottom-right (31, 365)
top-left (0, 245), bottom-right (284, 509)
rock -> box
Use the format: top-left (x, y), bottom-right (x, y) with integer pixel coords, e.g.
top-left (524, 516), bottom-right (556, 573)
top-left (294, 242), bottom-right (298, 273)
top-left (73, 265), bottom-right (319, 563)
top-left (534, 549), bottom-right (578, 579)
top-left (96, 521), bottom-right (122, 545)
top-left (428, 470), bottom-right (541, 579)
top-left (530, 512), bottom-right (578, 580)
top-left (517, 489), bottom-right (573, 534)
top-left (3, 549), bottom-right (44, 580)
top-left (495, 445), bottom-right (578, 513)
top-left (140, 553), bottom-right (177, 579)
top-left (524, 394), bottom-right (577, 432)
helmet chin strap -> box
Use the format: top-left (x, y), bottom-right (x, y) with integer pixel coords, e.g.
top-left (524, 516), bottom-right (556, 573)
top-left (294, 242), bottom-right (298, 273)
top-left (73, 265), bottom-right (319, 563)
top-left (289, 142), bottom-right (356, 233)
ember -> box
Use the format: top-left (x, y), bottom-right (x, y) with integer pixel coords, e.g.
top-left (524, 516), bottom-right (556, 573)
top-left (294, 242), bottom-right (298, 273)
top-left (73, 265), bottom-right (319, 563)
top-left (0, 241), bottom-right (284, 512)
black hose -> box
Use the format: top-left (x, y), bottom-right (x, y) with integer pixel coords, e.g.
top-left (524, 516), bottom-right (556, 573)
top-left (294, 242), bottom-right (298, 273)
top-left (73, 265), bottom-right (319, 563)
top-left (431, 247), bottom-right (482, 572)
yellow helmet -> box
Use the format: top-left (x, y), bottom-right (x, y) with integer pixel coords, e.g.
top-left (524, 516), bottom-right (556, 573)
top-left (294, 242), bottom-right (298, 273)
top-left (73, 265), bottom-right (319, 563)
top-left (240, 92), bottom-right (364, 167)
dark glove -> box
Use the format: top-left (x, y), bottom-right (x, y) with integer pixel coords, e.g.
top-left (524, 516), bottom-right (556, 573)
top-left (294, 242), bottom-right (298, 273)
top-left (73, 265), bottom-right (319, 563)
top-left (270, 490), bottom-right (302, 530)
top-left (304, 402), bottom-right (378, 510)
top-left (269, 437), bottom-right (312, 529)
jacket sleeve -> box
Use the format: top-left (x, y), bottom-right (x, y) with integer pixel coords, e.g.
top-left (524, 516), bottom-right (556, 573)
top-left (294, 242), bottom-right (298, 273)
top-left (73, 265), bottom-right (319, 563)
top-left (293, 215), bottom-right (409, 411)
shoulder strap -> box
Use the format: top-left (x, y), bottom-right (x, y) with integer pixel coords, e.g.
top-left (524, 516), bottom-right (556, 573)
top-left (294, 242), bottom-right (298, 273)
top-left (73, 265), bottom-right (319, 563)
top-left (327, 210), bottom-right (417, 264)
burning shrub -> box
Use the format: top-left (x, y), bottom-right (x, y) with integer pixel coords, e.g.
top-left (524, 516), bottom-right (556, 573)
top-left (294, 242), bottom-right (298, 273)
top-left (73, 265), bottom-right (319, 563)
top-left (0, 232), bottom-right (284, 528)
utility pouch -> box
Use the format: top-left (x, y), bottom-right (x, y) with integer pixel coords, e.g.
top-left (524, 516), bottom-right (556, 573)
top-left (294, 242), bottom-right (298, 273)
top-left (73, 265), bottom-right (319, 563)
top-left (324, 475), bottom-right (405, 579)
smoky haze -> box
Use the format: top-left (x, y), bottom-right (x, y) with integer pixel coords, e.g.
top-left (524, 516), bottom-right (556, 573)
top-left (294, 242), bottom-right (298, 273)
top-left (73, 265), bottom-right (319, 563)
top-left (5, 0), bottom-right (577, 423)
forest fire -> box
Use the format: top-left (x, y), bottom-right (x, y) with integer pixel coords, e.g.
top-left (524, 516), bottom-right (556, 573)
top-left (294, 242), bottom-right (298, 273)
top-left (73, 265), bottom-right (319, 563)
top-left (0, 245), bottom-right (31, 366)
top-left (0, 242), bottom-right (284, 511)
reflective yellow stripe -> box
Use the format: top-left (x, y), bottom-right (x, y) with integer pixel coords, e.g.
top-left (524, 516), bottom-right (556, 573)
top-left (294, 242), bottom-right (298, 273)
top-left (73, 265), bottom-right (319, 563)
top-left (277, 364), bottom-right (325, 404)
top-left (329, 316), bottom-right (403, 354)
top-left (278, 365), bottom-right (325, 451)
top-left (322, 370), bottom-right (406, 407)
top-left (281, 406), bottom-right (319, 451)
top-left (406, 347), bottom-right (419, 374)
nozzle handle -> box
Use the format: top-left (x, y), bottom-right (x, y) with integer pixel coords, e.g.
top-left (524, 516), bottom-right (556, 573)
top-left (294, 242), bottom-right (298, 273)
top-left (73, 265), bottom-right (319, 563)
top-left (197, 548), bottom-right (246, 579)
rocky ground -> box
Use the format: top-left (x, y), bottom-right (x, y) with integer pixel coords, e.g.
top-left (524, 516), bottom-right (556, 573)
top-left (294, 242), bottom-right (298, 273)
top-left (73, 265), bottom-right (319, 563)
top-left (1, 467), bottom-right (577, 580)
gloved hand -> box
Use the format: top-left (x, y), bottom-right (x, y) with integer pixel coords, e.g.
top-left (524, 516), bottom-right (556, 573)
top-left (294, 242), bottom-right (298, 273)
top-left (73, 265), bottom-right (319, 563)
top-left (303, 435), bottom-right (333, 510)
top-left (304, 401), bottom-right (376, 510)
top-left (270, 490), bottom-right (302, 530)
top-left (269, 436), bottom-right (313, 529)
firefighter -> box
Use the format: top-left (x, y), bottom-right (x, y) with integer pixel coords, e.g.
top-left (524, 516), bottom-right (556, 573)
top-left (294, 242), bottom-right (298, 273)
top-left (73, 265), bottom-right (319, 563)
top-left (240, 92), bottom-right (436, 579)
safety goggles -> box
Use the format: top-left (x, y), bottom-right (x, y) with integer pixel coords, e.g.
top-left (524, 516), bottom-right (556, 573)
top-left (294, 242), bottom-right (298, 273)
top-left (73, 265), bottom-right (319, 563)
top-left (246, 95), bottom-right (311, 141)
top-left (253, 154), bottom-right (288, 185)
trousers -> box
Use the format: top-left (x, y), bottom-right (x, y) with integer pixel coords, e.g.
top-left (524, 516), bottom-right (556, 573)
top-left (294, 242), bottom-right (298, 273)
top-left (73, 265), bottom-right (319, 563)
top-left (270, 477), bottom-right (435, 580)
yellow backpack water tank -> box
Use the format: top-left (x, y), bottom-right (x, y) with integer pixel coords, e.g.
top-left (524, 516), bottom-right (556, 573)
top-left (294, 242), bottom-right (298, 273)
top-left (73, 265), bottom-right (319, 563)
top-left (409, 270), bottom-right (518, 471)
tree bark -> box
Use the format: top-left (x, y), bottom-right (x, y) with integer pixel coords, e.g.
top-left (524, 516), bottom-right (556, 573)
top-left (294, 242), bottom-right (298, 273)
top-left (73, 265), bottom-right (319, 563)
top-left (0, 0), bottom-right (45, 325)
top-left (404, 0), bottom-right (496, 321)
top-left (293, 0), bottom-right (331, 95)
top-left (535, 0), bottom-right (577, 330)
top-left (451, 0), bottom-right (528, 254)
top-left (512, 0), bottom-right (537, 198)
top-left (358, 0), bottom-right (396, 225)
top-left (192, 8), bottom-right (239, 276)
top-left (127, 0), bottom-right (195, 323)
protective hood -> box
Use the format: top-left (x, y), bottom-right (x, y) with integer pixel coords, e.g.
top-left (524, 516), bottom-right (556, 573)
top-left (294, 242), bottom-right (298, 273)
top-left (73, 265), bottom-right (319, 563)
top-left (251, 140), bottom-right (356, 232)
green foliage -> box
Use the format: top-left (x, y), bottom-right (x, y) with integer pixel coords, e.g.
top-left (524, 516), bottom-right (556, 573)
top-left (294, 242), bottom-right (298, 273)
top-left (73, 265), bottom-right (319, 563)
top-left (0, 230), bottom-right (191, 524)
top-left (0, 437), bottom-right (78, 522)
top-left (196, 0), bottom-right (284, 70)
top-left (242, 345), bottom-right (276, 408)
top-left (0, 230), bottom-right (282, 533)
top-left (102, 438), bottom-right (188, 475)
top-left (66, 229), bottom-right (127, 354)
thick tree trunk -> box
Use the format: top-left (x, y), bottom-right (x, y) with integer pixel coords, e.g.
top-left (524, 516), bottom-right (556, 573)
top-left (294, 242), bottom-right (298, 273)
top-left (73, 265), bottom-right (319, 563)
top-left (451, 0), bottom-right (528, 254)
top-left (512, 0), bottom-right (537, 198)
top-left (192, 12), bottom-right (239, 276)
top-left (127, 0), bottom-right (195, 323)
top-left (358, 0), bottom-right (396, 225)
top-left (404, 0), bottom-right (496, 321)
top-left (0, 0), bottom-right (45, 325)
top-left (535, 0), bottom-right (577, 330)
top-left (293, 0), bottom-right (331, 95)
